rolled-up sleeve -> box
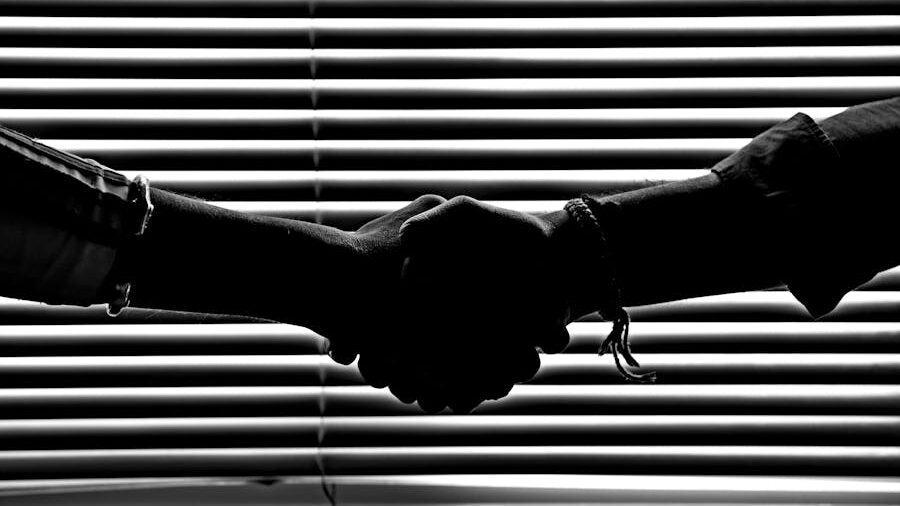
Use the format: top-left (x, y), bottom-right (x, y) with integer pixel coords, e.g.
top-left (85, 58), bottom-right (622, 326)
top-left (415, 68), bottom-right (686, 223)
top-left (0, 125), bottom-right (143, 306)
top-left (712, 104), bottom-right (900, 318)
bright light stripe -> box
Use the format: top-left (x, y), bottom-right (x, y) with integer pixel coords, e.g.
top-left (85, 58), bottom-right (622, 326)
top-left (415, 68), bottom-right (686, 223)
top-left (2, 320), bottom-right (900, 339)
top-left (5, 46), bottom-right (900, 60)
top-left (121, 169), bottom-right (705, 185)
top-left (120, 169), bottom-right (709, 191)
top-left (0, 353), bottom-right (896, 367)
top-left (0, 78), bottom-right (305, 90)
top-left (0, 414), bottom-right (894, 430)
top-left (346, 473), bottom-right (900, 493)
top-left (0, 383), bottom-right (895, 400)
top-left (0, 355), bottom-right (334, 366)
top-left (44, 138), bottom-right (748, 152)
top-left (0, 477), bottom-right (221, 495)
top-left (2, 279), bottom-right (899, 307)
top-left (10, 287), bottom-right (900, 317)
top-left (2, 445), bottom-right (896, 457)
top-left (569, 319), bottom-right (900, 337)
top-left (0, 386), bottom-right (326, 398)
top-left (319, 75), bottom-right (900, 91)
top-left (0, 107), bottom-right (849, 121)
top-left (540, 353), bottom-right (900, 367)
top-left (3, 474), bottom-right (900, 497)
top-left (0, 48), bottom-right (312, 59)
top-left (3, 321), bottom-right (900, 356)
top-left (3, 446), bottom-right (899, 482)
top-left (637, 290), bottom-right (900, 308)
top-left (215, 200), bottom-right (563, 215)
top-left (1, 15), bottom-right (898, 31)
top-left (0, 323), bottom-right (307, 338)
top-left (0, 417), bottom-right (318, 430)
top-left (313, 15), bottom-right (900, 31)
top-left (3, 76), bottom-right (900, 90)
top-left (0, 17), bottom-right (311, 30)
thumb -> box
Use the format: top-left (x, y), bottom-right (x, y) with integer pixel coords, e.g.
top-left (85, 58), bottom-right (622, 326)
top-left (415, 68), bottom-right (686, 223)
top-left (400, 195), bottom-right (480, 248)
top-left (356, 194), bottom-right (446, 235)
top-left (395, 194), bottom-right (447, 222)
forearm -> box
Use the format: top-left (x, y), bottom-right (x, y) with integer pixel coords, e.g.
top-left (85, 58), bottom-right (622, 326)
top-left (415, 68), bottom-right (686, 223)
top-left (126, 188), bottom-right (357, 325)
top-left (592, 173), bottom-right (782, 309)
top-left (568, 99), bottom-right (900, 319)
top-left (0, 122), bottom-right (358, 326)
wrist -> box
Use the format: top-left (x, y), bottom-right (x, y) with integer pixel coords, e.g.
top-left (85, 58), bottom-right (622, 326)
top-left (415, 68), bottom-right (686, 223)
top-left (545, 207), bottom-right (611, 322)
top-left (267, 225), bottom-right (362, 328)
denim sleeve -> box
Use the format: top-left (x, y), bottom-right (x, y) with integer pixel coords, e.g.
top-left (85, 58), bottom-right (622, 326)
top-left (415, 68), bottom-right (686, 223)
top-left (0, 125), bottom-right (144, 306)
top-left (712, 107), bottom-right (900, 318)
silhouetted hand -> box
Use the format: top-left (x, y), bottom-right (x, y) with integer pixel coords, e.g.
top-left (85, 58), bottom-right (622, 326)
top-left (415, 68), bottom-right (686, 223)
top-left (312, 194), bottom-right (447, 366)
top-left (365, 196), bottom-right (579, 412)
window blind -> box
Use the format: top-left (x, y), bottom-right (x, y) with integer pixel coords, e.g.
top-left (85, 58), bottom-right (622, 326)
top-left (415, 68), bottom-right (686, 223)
top-left (1, 1), bottom-right (900, 504)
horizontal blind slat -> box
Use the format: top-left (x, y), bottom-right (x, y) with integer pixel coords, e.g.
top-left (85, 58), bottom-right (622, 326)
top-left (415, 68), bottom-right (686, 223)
top-left (0, 77), bottom-right (897, 108)
top-left (3, 1), bottom-right (899, 17)
top-left (6, 47), bottom-right (900, 78)
top-left (3, 475), bottom-right (898, 505)
top-left (44, 138), bottom-right (742, 171)
top-left (1, 385), bottom-right (895, 418)
top-left (4, 321), bottom-right (900, 356)
top-left (1, 446), bottom-right (898, 479)
top-left (0, 324), bottom-right (325, 356)
top-left (0, 416), bottom-right (896, 449)
top-left (127, 169), bottom-right (704, 200)
top-left (6, 16), bottom-right (900, 48)
top-left (0, 108), bottom-right (847, 139)
top-left (2, 292), bottom-right (899, 325)
top-left (0, 354), bottom-right (897, 387)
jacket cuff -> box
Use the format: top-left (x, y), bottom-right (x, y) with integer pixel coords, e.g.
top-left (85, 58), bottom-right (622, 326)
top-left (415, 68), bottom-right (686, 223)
top-left (712, 113), bottom-right (871, 318)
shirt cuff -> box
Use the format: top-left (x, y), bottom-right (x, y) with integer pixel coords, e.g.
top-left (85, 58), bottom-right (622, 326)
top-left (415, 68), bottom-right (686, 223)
top-left (0, 124), bottom-right (144, 307)
top-left (711, 112), bottom-right (874, 318)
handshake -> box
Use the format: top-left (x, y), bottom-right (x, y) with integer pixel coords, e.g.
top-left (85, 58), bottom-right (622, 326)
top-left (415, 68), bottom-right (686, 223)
top-left (0, 123), bottom-right (654, 415)
top-left (301, 195), bottom-right (593, 414)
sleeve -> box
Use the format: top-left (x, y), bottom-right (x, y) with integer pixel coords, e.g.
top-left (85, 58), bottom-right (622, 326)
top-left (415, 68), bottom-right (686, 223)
top-left (0, 124), bottom-right (150, 308)
top-left (710, 106), bottom-right (900, 318)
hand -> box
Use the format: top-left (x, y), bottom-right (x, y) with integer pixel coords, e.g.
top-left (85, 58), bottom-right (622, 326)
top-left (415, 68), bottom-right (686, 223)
top-left (307, 194), bottom-right (447, 366)
top-left (373, 196), bottom-right (577, 412)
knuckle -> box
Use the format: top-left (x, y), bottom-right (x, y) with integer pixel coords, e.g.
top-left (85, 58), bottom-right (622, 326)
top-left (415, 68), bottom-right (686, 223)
top-left (416, 194), bottom-right (446, 207)
top-left (449, 195), bottom-right (477, 207)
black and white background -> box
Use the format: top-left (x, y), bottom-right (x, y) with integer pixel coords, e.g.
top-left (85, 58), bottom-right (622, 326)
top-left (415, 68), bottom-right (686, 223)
top-left (0, 0), bottom-right (899, 504)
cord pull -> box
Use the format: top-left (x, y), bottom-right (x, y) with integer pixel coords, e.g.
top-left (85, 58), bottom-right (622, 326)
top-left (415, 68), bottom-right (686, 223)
top-left (598, 308), bottom-right (656, 383)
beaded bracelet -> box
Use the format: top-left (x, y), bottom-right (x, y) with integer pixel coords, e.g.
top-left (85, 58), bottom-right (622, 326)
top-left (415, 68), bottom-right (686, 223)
top-left (564, 197), bottom-right (656, 383)
top-left (106, 174), bottom-right (154, 317)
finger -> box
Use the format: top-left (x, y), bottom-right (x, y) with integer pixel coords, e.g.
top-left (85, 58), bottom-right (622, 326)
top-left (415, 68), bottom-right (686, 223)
top-left (389, 381), bottom-right (419, 405)
top-left (417, 393), bottom-right (448, 414)
top-left (536, 324), bottom-right (571, 355)
top-left (486, 380), bottom-right (515, 401)
top-left (414, 356), bottom-right (455, 414)
top-left (356, 194), bottom-right (446, 235)
top-left (386, 355), bottom-right (423, 405)
top-left (399, 195), bottom-right (477, 249)
top-left (447, 389), bottom-right (486, 414)
top-left (326, 340), bottom-right (358, 366)
top-left (357, 353), bottom-right (392, 389)
top-left (509, 346), bottom-right (541, 383)
top-left (398, 194), bottom-right (447, 218)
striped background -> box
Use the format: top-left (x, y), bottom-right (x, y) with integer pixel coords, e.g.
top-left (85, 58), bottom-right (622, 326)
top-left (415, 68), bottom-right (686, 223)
top-left (1, 1), bottom-right (899, 504)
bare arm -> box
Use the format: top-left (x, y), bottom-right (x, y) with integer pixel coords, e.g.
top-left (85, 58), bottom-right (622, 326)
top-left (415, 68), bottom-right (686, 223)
top-left (0, 125), bottom-right (443, 360)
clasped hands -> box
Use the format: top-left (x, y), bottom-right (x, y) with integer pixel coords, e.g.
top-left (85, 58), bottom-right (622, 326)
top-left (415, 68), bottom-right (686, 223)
top-left (311, 195), bottom-right (589, 413)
